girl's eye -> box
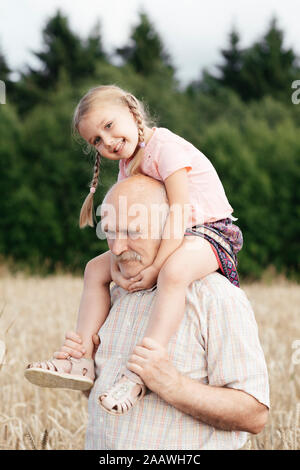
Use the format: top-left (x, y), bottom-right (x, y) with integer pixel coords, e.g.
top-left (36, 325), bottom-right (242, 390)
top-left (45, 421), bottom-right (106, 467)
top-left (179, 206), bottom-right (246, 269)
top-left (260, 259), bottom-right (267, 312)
top-left (93, 122), bottom-right (112, 145)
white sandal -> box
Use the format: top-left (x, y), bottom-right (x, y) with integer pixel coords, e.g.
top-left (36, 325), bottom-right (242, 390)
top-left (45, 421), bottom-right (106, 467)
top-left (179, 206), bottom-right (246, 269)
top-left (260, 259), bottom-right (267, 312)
top-left (98, 376), bottom-right (146, 415)
top-left (24, 356), bottom-right (95, 391)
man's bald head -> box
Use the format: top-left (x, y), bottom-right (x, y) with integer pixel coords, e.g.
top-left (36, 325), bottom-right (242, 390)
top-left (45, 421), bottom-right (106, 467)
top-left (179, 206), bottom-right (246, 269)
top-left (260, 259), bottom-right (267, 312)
top-left (101, 174), bottom-right (169, 241)
top-left (103, 174), bottom-right (168, 207)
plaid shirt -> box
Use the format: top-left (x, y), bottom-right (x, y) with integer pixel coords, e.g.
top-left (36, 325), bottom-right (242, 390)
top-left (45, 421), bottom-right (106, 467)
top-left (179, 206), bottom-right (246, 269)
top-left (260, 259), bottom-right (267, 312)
top-left (85, 273), bottom-right (269, 450)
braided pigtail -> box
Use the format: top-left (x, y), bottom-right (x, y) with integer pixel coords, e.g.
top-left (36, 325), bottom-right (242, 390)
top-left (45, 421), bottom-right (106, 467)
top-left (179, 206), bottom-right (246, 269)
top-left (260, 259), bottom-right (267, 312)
top-left (123, 94), bottom-right (146, 175)
top-left (79, 152), bottom-right (101, 228)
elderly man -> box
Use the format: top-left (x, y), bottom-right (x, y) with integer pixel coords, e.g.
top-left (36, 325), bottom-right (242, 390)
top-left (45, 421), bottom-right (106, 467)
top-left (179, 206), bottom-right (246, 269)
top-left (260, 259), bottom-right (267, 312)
top-left (57, 175), bottom-right (269, 450)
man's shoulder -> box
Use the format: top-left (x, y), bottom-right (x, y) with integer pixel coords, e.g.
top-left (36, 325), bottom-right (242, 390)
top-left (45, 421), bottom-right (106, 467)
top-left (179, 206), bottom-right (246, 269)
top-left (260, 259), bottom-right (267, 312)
top-left (191, 272), bottom-right (240, 294)
top-left (189, 273), bottom-right (251, 311)
top-left (109, 273), bottom-right (251, 314)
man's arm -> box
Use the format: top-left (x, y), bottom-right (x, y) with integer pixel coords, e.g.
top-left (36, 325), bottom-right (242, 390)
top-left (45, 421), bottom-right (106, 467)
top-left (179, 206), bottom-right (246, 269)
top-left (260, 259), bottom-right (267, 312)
top-left (127, 338), bottom-right (269, 434)
top-left (163, 371), bottom-right (268, 434)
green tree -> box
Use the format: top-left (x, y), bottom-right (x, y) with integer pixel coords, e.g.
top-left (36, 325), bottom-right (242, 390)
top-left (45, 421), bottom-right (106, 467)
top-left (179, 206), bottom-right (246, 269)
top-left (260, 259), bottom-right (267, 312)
top-left (239, 17), bottom-right (299, 101)
top-left (0, 46), bottom-right (10, 82)
top-left (13, 11), bottom-right (107, 115)
top-left (116, 12), bottom-right (174, 77)
top-left (192, 18), bottom-right (300, 103)
top-left (0, 104), bottom-right (23, 256)
top-left (216, 28), bottom-right (244, 94)
top-left (0, 44), bottom-right (16, 104)
top-left (84, 20), bottom-right (106, 66)
top-left (188, 28), bottom-right (244, 98)
top-left (29, 10), bottom-right (106, 89)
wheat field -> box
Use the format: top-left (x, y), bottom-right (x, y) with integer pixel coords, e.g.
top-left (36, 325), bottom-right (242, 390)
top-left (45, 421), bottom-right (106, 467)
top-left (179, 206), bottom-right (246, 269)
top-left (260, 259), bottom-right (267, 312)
top-left (0, 270), bottom-right (299, 450)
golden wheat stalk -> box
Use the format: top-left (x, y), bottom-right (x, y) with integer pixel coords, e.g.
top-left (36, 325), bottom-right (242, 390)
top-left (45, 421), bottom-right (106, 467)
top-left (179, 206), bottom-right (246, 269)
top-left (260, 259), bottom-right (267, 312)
top-left (24, 429), bottom-right (49, 450)
top-left (0, 340), bottom-right (5, 369)
top-left (0, 303), bottom-right (16, 369)
top-left (24, 430), bottom-right (37, 450)
top-left (40, 429), bottom-right (49, 450)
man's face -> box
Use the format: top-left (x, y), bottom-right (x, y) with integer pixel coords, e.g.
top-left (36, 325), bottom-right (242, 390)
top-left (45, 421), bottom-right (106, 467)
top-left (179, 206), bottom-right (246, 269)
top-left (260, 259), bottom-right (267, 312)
top-left (101, 195), bottom-right (166, 279)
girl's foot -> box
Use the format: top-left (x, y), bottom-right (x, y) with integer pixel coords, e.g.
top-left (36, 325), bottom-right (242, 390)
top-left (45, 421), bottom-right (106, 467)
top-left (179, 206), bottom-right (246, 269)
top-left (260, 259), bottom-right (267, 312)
top-left (24, 356), bottom-right (95, 391)
top-left (98, 376), bottom-right (146, 415)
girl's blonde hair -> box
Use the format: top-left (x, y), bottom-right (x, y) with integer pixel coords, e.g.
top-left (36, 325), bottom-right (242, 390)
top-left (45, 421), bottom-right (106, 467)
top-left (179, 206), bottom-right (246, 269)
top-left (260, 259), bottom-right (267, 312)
top-left (73, 84), bottom-right (154, 228)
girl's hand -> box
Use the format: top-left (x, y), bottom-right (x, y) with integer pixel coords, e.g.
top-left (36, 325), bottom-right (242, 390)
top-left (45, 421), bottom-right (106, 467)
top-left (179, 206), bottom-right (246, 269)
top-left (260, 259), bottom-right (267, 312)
top-left (111, 261), bottom-right (135, 291)
top-left (128, 265), bottom-right (159, 292)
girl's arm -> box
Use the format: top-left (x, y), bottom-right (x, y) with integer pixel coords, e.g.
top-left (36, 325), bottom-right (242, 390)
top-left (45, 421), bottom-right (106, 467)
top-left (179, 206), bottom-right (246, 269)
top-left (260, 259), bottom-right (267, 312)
top-left (152, 167), bottom-right (190, 271)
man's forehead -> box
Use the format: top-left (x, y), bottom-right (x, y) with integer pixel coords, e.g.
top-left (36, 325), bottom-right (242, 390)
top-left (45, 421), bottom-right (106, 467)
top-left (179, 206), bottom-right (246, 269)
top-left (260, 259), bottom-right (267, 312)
top-left (101, 196), bottom-right (149, 217)
top-left (101, 200), bottom-right (167, 220)
top-left (101, 215), bottom-right (147, 233)
top-left (103, 194), bottom-right (150, 208)
top-left (99, 196), bottom-right (168, 239)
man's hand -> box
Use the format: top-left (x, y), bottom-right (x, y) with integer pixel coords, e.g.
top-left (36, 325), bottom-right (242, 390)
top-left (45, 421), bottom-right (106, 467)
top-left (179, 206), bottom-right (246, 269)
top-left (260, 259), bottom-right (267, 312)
top-left (128, 265), bottom-right (159, 292)
top-left (53, 331), bottom-right (100, 399)
top-left (53, 331), bottom-right (100, 360)
top-left (127, 337), bottom-right (181, 398)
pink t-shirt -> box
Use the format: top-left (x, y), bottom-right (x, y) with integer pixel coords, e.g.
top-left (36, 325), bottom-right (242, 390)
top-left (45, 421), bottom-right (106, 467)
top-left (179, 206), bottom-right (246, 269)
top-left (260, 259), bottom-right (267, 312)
top-left (118, 127), bottom-right (234, 226)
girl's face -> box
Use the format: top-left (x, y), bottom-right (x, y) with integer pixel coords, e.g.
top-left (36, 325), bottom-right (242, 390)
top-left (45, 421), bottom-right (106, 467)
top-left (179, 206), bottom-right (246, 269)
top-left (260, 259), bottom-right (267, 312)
top-left (78, 102), bottom-right (140, 160)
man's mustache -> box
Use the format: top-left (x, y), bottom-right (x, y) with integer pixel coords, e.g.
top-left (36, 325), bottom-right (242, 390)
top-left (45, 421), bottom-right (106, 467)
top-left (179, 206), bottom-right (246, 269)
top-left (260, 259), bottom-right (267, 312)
top-left (115, 251), bottom-right (142, 262)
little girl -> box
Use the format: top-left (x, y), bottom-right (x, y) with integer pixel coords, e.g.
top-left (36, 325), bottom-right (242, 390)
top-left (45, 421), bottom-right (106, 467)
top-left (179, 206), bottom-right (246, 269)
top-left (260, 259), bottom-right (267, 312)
top-left (25, 85), bottom-right (243, 415)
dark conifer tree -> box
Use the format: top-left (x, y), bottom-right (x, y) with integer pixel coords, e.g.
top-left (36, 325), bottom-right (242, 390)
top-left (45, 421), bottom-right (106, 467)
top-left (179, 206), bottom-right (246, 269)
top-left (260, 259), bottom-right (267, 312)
top-left (11, 11), bottom-right (107, 114)
top-left (28, 10), bottom-right (106, 89)
top-left (191, 18), bottom-right (300, 102)
top-left (239, 17), bottom-right (299, 101)
top-left (0, 47), bottom-right (11, 82)
top-left (116, 12), bottom-right (174, 76)
top-left (216, 28), bottom-right (244, 94)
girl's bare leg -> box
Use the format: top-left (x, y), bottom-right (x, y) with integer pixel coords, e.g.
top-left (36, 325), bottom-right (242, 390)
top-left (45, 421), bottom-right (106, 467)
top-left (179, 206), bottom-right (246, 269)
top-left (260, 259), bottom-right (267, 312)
top-left (144, 236), bottom-right (219, 345)
top-left (25, 250), bottom-right (113, 387)
top-left (75, 250), bottom-right (112, 358)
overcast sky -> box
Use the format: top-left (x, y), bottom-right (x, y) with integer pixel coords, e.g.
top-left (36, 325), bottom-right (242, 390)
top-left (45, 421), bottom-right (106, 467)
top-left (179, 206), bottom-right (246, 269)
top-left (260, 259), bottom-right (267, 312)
top-left (1, 0), bottom-right (300, 85)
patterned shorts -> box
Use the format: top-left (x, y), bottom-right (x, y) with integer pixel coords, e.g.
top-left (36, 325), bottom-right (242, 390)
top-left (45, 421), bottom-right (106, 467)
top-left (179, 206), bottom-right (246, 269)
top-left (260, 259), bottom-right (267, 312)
top-left (184, 218), bottom-right (243, 287)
